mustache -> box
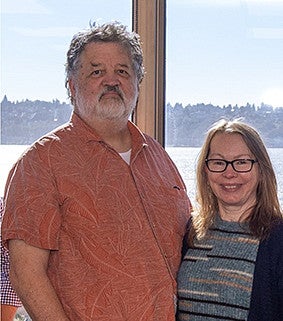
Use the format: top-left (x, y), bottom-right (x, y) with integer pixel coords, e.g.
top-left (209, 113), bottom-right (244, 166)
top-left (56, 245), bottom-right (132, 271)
top-left (99, 85), bottom-right (124, 100)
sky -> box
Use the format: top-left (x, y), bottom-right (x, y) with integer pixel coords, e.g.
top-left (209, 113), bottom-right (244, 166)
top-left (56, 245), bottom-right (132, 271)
top-left (1, 0), bottom-right (283, 108)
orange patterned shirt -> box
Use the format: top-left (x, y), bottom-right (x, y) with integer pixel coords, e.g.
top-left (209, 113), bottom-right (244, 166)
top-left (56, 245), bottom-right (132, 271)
top-left (2, 113), bottom-right (191, 321)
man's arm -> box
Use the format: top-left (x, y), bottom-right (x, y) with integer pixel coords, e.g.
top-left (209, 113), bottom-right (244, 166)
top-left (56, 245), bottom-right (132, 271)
top-left (8, 239), bottom-right (70, 321)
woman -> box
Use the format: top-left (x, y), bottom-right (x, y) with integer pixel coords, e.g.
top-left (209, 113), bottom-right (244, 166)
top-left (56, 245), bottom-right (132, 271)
top-left (177, 119), bottom-right (283, 321)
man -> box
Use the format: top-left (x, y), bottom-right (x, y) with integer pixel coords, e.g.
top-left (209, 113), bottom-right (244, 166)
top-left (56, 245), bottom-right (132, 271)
top-left (2, 22), bottom-right (191, 321)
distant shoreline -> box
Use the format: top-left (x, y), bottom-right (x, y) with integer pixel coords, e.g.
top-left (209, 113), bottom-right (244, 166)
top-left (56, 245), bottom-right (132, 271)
top-left (1, 97), bottom-right (283, 147)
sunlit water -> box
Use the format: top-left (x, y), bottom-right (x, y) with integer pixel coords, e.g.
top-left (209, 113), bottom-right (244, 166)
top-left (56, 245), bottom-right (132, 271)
top-left (1, 145), bottom-right (282, 207)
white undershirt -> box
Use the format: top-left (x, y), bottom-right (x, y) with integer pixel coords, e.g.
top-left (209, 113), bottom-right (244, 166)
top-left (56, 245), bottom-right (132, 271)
top-left (119, 149), bottom-right (131, 165)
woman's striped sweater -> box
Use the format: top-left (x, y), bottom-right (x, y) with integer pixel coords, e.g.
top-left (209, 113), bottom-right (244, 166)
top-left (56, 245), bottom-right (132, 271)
top-left (177, 215), bottom-right (259, 321)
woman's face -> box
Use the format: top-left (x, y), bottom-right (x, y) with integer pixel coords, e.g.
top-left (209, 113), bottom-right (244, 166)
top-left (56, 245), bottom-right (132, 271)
top-left (205, 132), bottom-right (260, 221)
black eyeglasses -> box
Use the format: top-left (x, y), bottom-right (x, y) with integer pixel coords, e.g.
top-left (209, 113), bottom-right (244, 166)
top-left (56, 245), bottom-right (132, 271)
top-left (205, 158), bottom-right (258, 173)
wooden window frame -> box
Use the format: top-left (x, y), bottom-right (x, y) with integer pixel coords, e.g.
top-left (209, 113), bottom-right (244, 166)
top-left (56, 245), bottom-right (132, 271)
top-left (132, 0), bottom-right (166, 146)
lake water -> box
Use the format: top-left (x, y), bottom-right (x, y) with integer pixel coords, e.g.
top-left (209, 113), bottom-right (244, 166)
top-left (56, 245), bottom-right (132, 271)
top-left (0, 145), bottom-right (282, 207)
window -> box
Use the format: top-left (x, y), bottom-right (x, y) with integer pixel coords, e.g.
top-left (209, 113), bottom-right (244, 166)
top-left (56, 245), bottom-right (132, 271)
top-left (165, 0), bottom-right (283, 205)
top-left (0, 0), bottom-right (131, 195)
top-left (1, 0), bottom-right (282, 206)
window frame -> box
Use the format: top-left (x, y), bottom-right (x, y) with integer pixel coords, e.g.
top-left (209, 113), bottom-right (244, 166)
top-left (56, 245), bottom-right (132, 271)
top-left (132, 0), bottom-right (166, 146)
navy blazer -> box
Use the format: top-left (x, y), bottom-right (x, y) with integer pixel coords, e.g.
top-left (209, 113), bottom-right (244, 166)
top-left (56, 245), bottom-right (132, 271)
top-left (248, 221), bottom-right (283, 321)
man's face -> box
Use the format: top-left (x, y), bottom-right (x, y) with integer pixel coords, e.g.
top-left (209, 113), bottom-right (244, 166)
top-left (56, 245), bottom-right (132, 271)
top-left (69, 42), bottom-right (139, 124)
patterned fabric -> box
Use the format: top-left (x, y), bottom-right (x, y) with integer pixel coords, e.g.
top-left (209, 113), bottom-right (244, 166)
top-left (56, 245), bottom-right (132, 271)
top-left (0, 197), bottom-right (22, 306)
top-left (2, 113), bottom-right (191, 321)
top-left (177, 215), bottom-right (259, 321)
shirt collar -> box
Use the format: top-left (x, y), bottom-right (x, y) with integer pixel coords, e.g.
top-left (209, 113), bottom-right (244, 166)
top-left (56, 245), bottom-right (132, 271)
top-left (70, 112), bottom-right (148, 150)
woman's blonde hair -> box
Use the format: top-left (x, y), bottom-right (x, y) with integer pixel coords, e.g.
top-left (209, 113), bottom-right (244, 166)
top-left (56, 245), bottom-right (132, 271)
top-left (191, 118), bottom-right (282, 242)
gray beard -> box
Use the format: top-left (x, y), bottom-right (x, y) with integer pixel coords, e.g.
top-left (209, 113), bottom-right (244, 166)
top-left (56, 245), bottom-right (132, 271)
top-left (75, 95), bottom-right (135, 121)
top-left (94, 98), bottom-right (132, 120)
